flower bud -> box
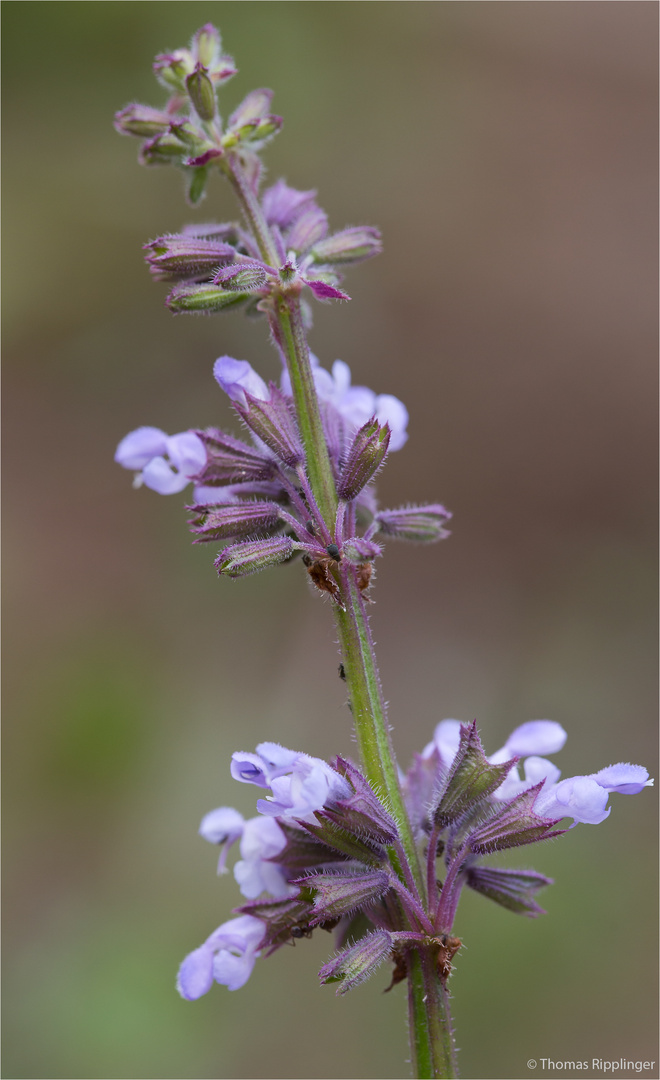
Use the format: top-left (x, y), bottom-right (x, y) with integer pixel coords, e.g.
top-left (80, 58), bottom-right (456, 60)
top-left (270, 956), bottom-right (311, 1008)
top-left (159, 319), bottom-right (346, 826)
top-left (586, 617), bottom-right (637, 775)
top-left (341, 537), bottom-right (382, 563)
top-left (113, 103), bottom-right (173, 138)
top-left (166, 283), bottom-right (252, 314)
top-left (215, 536), bottom-right (295, 578)
top-left (144, 234), bottom-right (235, 280)
top-left (189, 501), bottom-right (282, 542)
top-left (374, 504), bottom-right (452, 543)
top-left (337, 418), bottom-right (390, 500)
top-left (213, 262), bottom-right (270, 292)
top-left (319, 930), bottom-right (393, 995)
top-left (138, 132), bottom-right (188, 166)
top-left (233, 386), bottom-right (303, 467)
top-left (310, 227), bottom-right (382, 266)
top-left (186, 63), bottom-right (217, 121)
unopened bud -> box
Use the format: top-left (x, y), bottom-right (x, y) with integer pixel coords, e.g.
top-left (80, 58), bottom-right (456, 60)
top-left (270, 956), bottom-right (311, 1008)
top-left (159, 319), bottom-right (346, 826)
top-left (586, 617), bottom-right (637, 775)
top-left (166, 282), bottom-right (251, 314)
top-left (144, 234), bottom-right (235, 280)
top-left (319, 930), bottom-right (393, 995)
top-left (186, 63), bottom-right (217, 121)
top-left (114, 103), bottom-right (172, 138)
top-left (139, 132), bottom-right (187, 166)
top-left (337, 418), bottom-right (390, 500)
top-left (189, 501), bottom-right (281, 542)
top-left (374, 504), bottom-right (452, 543)
top-left (213, 262), bottom-right (270, 292)
top-left (215, 536), bottom-right (294, 577)
top-left (342, 537), bottom-right (382, 564)
top-left (310, 227), bottom-right (382, 266)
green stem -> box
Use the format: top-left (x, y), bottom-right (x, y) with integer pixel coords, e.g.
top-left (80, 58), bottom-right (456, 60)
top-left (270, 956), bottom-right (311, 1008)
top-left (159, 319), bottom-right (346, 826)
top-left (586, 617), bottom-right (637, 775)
top-left (408, 950), bottom-right (458, 1078)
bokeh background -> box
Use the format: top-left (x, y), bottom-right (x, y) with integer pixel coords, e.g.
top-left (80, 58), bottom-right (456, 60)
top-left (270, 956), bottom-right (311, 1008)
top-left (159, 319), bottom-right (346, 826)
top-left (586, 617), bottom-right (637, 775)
top-left (3, 3), bottom-right (657, 1078)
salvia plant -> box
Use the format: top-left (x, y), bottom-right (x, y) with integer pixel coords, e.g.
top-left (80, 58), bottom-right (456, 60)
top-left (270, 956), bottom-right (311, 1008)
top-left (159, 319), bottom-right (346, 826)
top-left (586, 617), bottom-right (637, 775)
top-left (114, 25), bottom-right (653, 1079)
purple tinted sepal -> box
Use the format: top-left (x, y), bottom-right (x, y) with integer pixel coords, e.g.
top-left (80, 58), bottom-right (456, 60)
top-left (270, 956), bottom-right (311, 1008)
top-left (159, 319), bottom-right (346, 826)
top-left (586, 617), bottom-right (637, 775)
top-left (310, 227), bottom-right (383, 266)
top-left (233, 385), bottom-right (303, 467)
top-left (465, 866), bottom-right (553, 918)
top-left (166, 282), bottom-right (251, 313)
top-left (319, 930), bottom-right (394, 994)
top-left (144, 234), bottom-right (235, 280)
top-left (299, 816), bottom-right (385, 868)
top-left (271, 821), bottom-right (347, 873)
top-left (186, 63), bottom-right (216, 121)
top-left (292, 869), bottom-right (391, 925)
top-left (189, 501), bottom-right (282, 542)
top-left (432, 721), bottom-right (517, 829)
top-left (215, 536), bottom-right (295, 577)
top-left (468, 783), bottom-right (565, 855)
top-left (195, 428), bottom-right (276, 483)
top-left (374, 504), bottom-right (452, 543)
top-left (234, 896), bottom-right (313, 955)
top-left (326, 757), bottom-right (400, 845)
top-left (337, 418), bottom-right (390, 500)
top-left (114, 103), bottom-right (173, 138)
top-left (305, 279), bottom-right (351, 302)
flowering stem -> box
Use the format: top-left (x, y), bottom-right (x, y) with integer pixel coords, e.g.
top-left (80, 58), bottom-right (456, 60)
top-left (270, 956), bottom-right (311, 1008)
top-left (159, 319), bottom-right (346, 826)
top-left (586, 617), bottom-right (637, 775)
top-left (221, 151), bottom-right (455, 1080)
top-left (407, 949), bottom-right (458, 1079)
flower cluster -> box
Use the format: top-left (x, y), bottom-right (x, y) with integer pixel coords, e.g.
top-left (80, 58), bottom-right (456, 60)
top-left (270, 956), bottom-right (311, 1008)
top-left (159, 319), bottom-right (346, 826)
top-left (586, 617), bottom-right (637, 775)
top-left (178, 723), bottom-right (652, 999)
top-left (115, 25), bottom-right (381, 327)
top-left (116, 353), bottom-right (450, 594)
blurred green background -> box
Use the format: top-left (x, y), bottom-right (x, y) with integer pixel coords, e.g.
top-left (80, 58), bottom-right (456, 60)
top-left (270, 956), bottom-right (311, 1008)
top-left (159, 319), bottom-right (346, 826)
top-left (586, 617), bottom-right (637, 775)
top-left (3, 3), bottom-right (657, 1078)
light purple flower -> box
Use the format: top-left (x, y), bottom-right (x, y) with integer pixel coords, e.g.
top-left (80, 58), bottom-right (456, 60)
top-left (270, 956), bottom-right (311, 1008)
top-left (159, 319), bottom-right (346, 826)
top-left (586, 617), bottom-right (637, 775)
top-left (256, 753), bottom-right (351, 820)
top-left (199, 805), bottom-right (245, 872)
top-left (231, 742), bottom-right (351, 821)
top-left (177, 914), bottom-right (264, 999)
top-left (421, 719), bottom-right (462, 765)
top-left (281, 357), bottom-right (408, 453)
top-left (535, 762), bottom-right (654, 825)
top-left (115, 427), bottom-right (207, 496)
top-left (233, 815), bottom-right (292, 899)
top-left (213, 355), bottom-right (269, 406)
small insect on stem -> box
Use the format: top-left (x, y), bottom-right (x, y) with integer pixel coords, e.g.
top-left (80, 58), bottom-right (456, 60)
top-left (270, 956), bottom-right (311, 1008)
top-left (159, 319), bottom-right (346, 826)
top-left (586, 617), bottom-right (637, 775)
top-left (338, 662), bottom-right (346, 681)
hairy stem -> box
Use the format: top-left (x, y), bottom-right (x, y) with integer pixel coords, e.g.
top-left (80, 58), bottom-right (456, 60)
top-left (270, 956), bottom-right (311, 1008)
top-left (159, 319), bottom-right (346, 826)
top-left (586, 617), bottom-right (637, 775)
top-left (408, 949), bottom-right (458, 1079)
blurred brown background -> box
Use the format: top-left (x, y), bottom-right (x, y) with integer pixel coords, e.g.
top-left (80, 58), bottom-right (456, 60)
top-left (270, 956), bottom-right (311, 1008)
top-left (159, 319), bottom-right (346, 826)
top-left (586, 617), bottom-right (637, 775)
top-left (2, 3), bottom-right (657, 1078)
